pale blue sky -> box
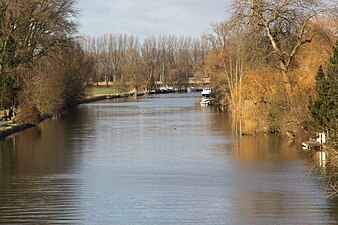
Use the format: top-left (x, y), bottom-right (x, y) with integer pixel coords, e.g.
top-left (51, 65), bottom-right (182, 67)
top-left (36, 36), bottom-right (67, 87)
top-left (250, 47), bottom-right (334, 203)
top-left (77, 0), bottom-right (232, 38)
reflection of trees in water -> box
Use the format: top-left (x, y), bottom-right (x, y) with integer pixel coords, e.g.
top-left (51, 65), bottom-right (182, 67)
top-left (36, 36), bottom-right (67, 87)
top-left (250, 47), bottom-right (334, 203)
top-left (17, 106), bottom-right (97, 173)
top-left (224, 111), bottom-right (338, 220)
top-left (229, 113), bottom-right (338, 219)
top-left (204, 109), bottom-right (300, 161)
top-left (0, 106), bottom-right (97, 223)
top-left (308, 156), bottom-right (338, 219)
top-left (307, 151), bottom-right (338, 199)
top-left (200, 106), bottom-right (231, 134)
top-left (195, 107), bottom-right (299, 162)
top-left (328, 197), bottom-right (338, 222)
top-left (232, 135), bottom-right (301, 161)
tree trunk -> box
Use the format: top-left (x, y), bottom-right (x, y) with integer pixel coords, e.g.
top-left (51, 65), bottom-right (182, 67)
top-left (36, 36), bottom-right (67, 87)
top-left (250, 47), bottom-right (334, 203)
top-left (281, 70), bottom-right (292, 96)
top-left (105, 74), bottom-right (109, 87)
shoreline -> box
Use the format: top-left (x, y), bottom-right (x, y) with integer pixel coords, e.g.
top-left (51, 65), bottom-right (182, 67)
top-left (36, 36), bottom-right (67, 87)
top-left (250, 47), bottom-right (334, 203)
top-left (0, 92), bottom-right (146, 140)
top-left (78, 92), bottom-right (145, 104)
top-left (0, 123), bottom-right (35, 140)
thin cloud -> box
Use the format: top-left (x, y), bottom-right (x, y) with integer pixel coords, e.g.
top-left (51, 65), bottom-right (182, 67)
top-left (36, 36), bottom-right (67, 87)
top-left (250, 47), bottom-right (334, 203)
top-left (77, 0), bottom-right (232, 38)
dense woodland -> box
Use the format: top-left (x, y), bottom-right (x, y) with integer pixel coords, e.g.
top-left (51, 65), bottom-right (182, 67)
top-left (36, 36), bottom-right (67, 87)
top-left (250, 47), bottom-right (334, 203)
top-left (79, 34), bottom-right (209, 90)
top-left (0, 0), bottom-right (95, 123)
top-left (204, 0), bottom-right (337, 141)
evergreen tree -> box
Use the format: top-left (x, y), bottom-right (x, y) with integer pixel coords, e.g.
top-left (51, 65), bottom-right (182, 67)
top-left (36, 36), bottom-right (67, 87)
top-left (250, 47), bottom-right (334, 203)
top-left (315, 65), bottom-right (325, 82)
top-left (311, 42), bottom-right (338, 147)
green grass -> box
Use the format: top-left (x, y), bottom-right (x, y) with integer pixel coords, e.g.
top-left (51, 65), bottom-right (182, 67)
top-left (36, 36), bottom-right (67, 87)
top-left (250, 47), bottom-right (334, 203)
top-left (0, 121), bottom-right (10, 128)
top-left (0, 110), bottom-right (11, 127)
top-left (87, 86), bottom-right (131, 95)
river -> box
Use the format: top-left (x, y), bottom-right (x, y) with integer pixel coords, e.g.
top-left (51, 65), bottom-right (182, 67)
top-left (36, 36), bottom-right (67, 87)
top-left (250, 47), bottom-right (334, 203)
top-left (0, 93), bottom-right (337, 224)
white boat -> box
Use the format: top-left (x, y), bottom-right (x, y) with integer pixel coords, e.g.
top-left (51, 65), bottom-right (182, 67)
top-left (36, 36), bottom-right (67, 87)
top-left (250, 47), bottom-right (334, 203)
top-left (201, 87), bottom-right (211, 96)
top-left (200, 98), bottom-right (212, 105)
top-left (187, 86), bottom-right (196, 93)
top-left (200, 87), bottom-right (212, 106)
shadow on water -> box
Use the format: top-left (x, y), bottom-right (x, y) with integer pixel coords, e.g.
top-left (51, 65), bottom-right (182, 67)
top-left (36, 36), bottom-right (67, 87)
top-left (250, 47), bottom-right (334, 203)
top-left (0, 108), bottom-right (97, 224)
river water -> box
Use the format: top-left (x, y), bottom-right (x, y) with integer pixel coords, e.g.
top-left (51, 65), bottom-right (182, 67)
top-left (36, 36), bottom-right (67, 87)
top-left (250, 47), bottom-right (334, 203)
top-left (0, 93), bottom-right (337, 224)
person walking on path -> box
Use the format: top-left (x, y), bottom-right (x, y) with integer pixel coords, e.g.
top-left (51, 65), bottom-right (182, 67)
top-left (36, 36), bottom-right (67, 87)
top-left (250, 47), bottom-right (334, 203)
top-left (8, 108), bottom-right (13, 120)
top-left (3, 110), bottom-right (8, 120)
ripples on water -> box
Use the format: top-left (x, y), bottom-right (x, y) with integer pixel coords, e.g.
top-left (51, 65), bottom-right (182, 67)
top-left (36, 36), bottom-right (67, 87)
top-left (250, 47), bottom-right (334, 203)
top-left (0, 93), bottom-right (337, 224)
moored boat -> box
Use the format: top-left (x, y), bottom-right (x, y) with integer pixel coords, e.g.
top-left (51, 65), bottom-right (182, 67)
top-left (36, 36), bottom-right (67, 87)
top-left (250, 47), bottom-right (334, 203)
top-left (200, 87), bottom-right (212, 106)
top-left (200, 98), bottom-right (211, 105)
top-left (201, 87), bottom-right (211, 96)
top-left (187, 86), bottom-right (196, 93)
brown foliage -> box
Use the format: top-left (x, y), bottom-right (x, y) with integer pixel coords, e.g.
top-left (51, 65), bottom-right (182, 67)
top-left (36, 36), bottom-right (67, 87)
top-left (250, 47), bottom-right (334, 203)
top-left (80, 35), bottom-right (209, 89)
top-left (60, 46), bottom-right (95, 106)
top-left (0, 0), bottom-right (78, 86)
top-left (0, 85), bottom-right (14, 109)
top-left (232, 0), bottom-right (337, 96)
top-left (20, 61), bottom-right (65, 116)
top-left (205, 46), bottom-right (245, 112)
top-left (206, 18), bottom-right (336, 135)
top-left (167, 68), bottom-right (190, 89)
top-left (239, 28), bottom-right (334, 135)
top-left (291, 20), bottom-right (336, 87)
top-left (240, 67), bottom-right (284, 134)
top-left (243, 72), bottom-right (313, 135)
top-left (205, 51), bottom-right (229, 106)
top-left (18, 45), bottom-right (94, 120)
top-left (16, 102), bottom-right (42, 125)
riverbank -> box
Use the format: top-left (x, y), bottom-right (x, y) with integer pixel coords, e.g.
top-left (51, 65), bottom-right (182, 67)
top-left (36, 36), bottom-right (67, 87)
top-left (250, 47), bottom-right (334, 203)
top-left (78, 92), bottom-right (145, 104)
top-left (0, 123), bottom-right (35, 139)
top-left (0, 92), bottom-right (146, 140)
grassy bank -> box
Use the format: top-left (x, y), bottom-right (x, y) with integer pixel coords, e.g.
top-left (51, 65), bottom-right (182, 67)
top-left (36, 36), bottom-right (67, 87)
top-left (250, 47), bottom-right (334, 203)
top-left (87, 85), bottom-right (132, 96)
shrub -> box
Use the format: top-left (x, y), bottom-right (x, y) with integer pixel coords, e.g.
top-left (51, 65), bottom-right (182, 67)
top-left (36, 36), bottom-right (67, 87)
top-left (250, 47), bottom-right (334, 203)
top-left (16, 102), bottom-right (42, 125)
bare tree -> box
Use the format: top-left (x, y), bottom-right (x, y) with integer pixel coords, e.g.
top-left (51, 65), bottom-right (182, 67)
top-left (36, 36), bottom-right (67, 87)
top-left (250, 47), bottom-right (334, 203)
top-left (232, 0), bottom-right (337, 94)
top-left (0, 0), bottom-right (78, 106)
top-left (204, 21), bottom-right (247, 113)
top-left (82, 34), bottom-right (209, 90)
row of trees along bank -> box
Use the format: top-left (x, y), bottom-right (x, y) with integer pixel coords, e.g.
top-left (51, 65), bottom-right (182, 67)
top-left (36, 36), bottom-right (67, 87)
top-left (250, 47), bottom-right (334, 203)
top-left (0, 0), bottom-right (336, 142)
top-left (79, 35), bottom-right (210, 91)
top-left (0, 0), bottom-right (95, 124)
top-left (204, 0), bottom-right (337, 138)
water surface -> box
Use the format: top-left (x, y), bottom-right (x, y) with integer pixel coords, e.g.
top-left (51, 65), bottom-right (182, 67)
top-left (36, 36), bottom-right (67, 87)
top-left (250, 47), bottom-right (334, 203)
top-left (0, 93), bottom-right (337, 224)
